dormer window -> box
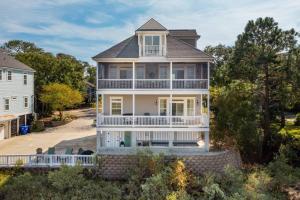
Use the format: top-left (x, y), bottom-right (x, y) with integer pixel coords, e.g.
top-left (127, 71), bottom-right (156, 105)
top-left (144, 35), bottom-right (160, 56)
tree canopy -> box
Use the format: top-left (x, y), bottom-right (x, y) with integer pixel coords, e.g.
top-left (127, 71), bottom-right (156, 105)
top-left (40, 83), bottom-right (83, 120)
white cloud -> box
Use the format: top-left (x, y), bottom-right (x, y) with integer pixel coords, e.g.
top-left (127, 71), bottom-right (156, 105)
top-left (1, 0), bottom-right (300, 63)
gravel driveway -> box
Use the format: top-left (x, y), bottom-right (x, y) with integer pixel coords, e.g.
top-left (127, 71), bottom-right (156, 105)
top-left (0, 108), bottom-right (96, 155)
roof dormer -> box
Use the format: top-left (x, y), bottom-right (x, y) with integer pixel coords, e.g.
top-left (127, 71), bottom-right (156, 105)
top-left (135, 18), bottom-right (168, 57)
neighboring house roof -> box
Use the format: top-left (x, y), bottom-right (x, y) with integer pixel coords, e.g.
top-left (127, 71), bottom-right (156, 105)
top-left (169, 29), bottom-right (200, 39)
top-left (136, 18), bottom-right (167, 31)
top-left (93, 35), bottom-right (211, 59)
top-left (0, 49), bottom-right (35, 72)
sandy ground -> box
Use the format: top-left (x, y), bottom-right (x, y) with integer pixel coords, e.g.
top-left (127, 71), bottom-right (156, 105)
top-left (0, 108), bottom-right (96, 155)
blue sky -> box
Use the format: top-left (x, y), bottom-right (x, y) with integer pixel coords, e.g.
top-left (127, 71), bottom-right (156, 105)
top-left (0, 0), bottom-right (300, 64)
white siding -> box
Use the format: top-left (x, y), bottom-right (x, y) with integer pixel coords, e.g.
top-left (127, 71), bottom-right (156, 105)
top-left (0, 69), bottom-right (34, 116)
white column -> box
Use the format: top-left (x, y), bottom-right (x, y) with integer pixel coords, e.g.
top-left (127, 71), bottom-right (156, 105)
top-left (24, 115), bottom-right (27, 125)
top-left (204, 131), bottom-right (209, 152)
top-left (169, 93), bottom-right (173, 147)
top-left (96, 94), bottom-right (99, 127)
top-left (170, 62), bottom-right (173, 89)
top-left (169, 94), bottom-right (172, 127)
top-left (133, 61), bottom-right (135, 89)
top-left (17, 117), bottom-right (19, 135)
top-left (132, 94), bottom-right (135, 126)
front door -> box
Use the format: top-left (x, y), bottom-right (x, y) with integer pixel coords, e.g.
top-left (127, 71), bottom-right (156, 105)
top-left (124, 131), bottom-right (131, 147)
top-left (0, 125), bottom-right (5, 140)
top-left (172, 100), bottom-right (184, 116)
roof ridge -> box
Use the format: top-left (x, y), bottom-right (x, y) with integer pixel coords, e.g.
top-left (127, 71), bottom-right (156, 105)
top-left (168, 35), bottom-right (213, 58)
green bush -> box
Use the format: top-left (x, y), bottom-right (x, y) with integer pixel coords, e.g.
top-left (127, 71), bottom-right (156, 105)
top-left (31, 120), bottom-right (45, 132)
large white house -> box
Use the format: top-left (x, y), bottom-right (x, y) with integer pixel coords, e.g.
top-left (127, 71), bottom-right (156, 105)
top-left (93, 19), bottom-right (213, 153)
top-left (0, 49), bottom-right (35, 140)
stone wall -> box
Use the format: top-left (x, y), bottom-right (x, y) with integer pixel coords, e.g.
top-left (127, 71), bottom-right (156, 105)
top-left (98, 150), bottom-right (242, 180)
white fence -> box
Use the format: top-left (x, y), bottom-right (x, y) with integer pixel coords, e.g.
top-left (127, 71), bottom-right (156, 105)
top-left (98, 115), bottom-right (208, 127)
top-left (0, 155), bottom-right (94, 168)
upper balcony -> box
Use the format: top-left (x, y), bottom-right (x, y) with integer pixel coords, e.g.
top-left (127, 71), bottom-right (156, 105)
top-left (97, 62), bottom-right (208, 90)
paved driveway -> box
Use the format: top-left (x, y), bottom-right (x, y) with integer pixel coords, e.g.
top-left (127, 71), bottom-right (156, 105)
top-left (0, 108), bottom-right (96, 155)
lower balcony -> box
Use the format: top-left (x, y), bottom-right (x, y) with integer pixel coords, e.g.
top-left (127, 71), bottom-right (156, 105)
top-left (97, 115), bottom-right (209, 128)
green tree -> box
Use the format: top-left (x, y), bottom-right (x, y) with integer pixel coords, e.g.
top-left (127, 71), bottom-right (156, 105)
top-left (204, 44), bottom-right (233, 86)
top-left (1, 40), bottom-right (43, 55)
top-left (228, 17), bottom-right (298, 161)
top-left (40, 83), bottom-right (83, 120)
top-left (86, 64), bottom-right (96, 86)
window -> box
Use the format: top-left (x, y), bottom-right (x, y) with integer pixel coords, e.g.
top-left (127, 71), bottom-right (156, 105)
top-left (24, 96), bottom-right (28, 108)
top-left (7, 71), bottom-right (12, 81)
top-left (173, 68), bottom-right (184, 79)
top-left (187, 99), bottom-right (195, 116)
top-left (120, 68), bottom-right (132, 79)
top-left (110, 97), bottom-right (122, 115)
top-left (4, 98), bottom-right (9, 111)
top-left (145, 35), bottom-right (160, 56)
top-left (0, 70), bottom-right (2, 80)
top-left (24, 73), bottom-right (27, 85)
top-left (187, 66), bottom-right (196, 79)
top-left (159, 66), bottom-right (168, 79)
top-left (108, 66), bottom-right (117, 79)
top-left (159, 98), bottom-right (168, 116)
top-left (136, 66), bottom-right (145, 79)
top-left (12, 96), bottom-right (17, 101)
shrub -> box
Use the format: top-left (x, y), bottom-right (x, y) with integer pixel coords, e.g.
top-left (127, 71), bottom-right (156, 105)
top-left (168, 160), bottom-right (189, 191)
top-left (31, 120), bottom-right (45, 132)
top-left (139, 173), bottom-right (170, 200)
top-left (294, 113), bottom-right (300, 126)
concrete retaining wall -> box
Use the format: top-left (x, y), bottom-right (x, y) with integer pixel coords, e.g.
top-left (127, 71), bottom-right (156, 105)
top-left (98, 150), bottom-right (242, 180)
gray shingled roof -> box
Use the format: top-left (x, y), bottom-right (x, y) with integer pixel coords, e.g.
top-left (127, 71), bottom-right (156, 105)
top-left (136, 18), bottom-right (167, 31)
top-left (92, 35), bottom-right (211, 59)
top-left (0, 49), bottom-right (35, 72)
top-left (169, 29), bottom-right (200, 38)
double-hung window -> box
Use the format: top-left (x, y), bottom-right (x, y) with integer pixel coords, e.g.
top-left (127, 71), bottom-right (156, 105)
top-left (110, 97), bottom-right (123, 115)
top-left (7, 71), bottom-right (12, 81)
top-left (24, 96), bottom-right (29, 108)
top-left (4, 98), bottom-right (9, 111)
top-left (159, 98), bottom-right (168, 116)
top-left (24, 73), bottom-right (27, 85)
top-left (145, 35), bottom-right (160, 56)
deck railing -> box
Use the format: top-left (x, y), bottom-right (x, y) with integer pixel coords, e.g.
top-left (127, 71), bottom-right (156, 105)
top-left (0, 155), bottom-right (94, 167)
top-left (97, 115), bottom-right (208, 128)
top-left (135, 79), bottom-right (170, 89)
top-left (173, 79), bottom-right (208, 89)
top-left (98, 79), bottom-right (208, 89)
top-left (98, 79), bottom-right (132, 89)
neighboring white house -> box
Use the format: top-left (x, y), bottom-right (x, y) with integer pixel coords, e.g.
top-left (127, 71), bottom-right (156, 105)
top-left (0, 49), bottom-right (35, 140)
top-left (93, 19), bottom-right (213, 153)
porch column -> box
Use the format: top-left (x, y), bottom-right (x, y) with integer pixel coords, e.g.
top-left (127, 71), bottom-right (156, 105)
top-left (132, 94), bottom-right (137, 147)
top-left (169, 94), bottom-right (173, 147)
top-left (133, 61), bottom-right (135, 89)
top-left (17, 117), bottom-right (19, 135)
top-left (96, 94), bottom-right (99, 127)
top-left (204, 131), bottom-right (209, 152)
top-left (170, 61), bottom-right (173, 89)
top-left (24, 115), bottom-right (27, 125)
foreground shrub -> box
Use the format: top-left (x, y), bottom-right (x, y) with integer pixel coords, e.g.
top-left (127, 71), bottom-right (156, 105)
top-left (294, 113), bottom-right (300, 126)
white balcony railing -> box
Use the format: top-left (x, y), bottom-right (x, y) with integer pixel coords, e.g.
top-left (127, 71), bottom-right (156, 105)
top-left (97, 115), bottom-right (208, 128)
top-left (97, 79), bottom-right (208, 89)
top-left (145, 45), bottom-right (161, 56)
top-left (135, 79), bottom-right (170, 89)
top-left (173, 79), bottom-right (208, 89)
top-left (98, 79), bottom-right (132, 89)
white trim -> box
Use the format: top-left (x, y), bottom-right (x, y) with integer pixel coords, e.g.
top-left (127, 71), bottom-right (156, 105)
top-left (97, 90), bottom-right (209, 95)
top-left (93, 58), bottom-right (213, 63)
top-left (109, 96), bottom-right (123, 116)
top-left (97, 127), bottom-right (209, 132)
